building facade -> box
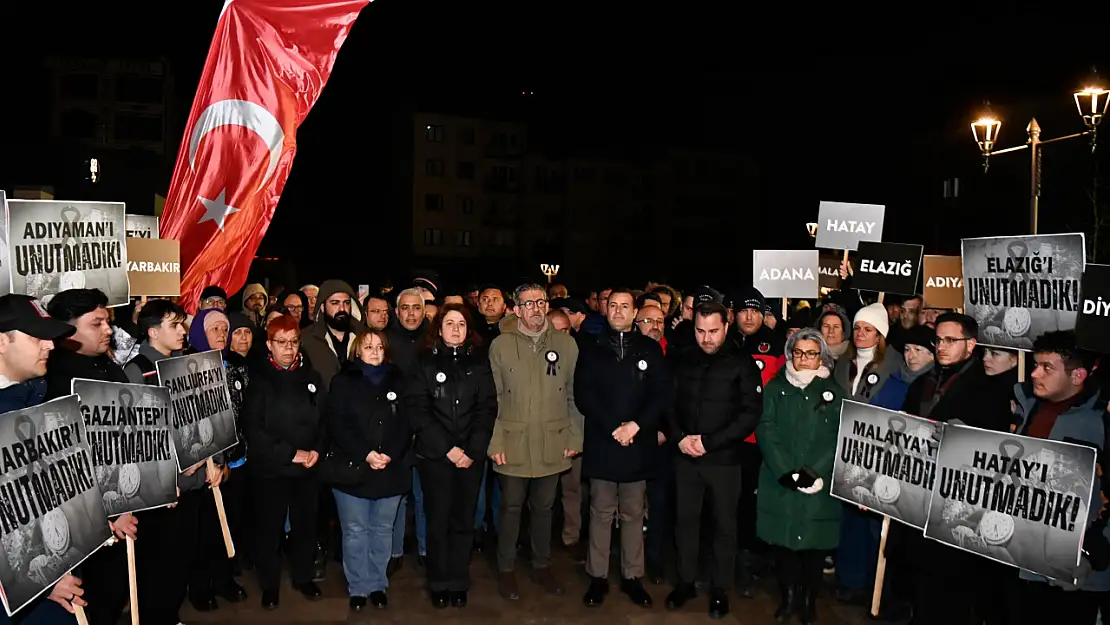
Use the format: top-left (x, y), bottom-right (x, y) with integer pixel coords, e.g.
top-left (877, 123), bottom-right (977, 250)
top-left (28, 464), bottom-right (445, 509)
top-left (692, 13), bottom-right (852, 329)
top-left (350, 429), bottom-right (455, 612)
top-left (400, 111), bottom-right (758, 287)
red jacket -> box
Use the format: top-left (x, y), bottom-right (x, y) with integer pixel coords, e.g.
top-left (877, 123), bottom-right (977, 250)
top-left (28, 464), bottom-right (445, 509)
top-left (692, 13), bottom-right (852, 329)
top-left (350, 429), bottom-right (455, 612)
top-left (734, 325), bottom-right (785, 443)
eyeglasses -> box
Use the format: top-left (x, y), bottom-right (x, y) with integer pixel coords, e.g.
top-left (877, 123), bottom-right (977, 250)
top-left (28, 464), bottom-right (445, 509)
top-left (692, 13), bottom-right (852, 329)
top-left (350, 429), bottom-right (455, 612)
top-left (637, 318), bottom-right (665, 327)
top-left (202, 297), bottom-right (227, 309)
top-left (936, 336), bottom-right (971, 347)
top-left (792, 349), bottom-right (821, 360)
top-left (518, 299), bottom-right (548, 310)
top-left (271, 338), bottom-right (300, 349)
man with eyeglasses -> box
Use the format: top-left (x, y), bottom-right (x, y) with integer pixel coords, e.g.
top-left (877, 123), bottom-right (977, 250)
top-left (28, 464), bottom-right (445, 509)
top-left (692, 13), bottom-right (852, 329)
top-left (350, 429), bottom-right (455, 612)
top-left (897, 312), bottom-right (1015, 625)
top-left (199, 286), bottom-right (228, 312)
top-left (635, 304), bottom-right (672, 583)
top-left (488, 283), bottom-right (584, 601)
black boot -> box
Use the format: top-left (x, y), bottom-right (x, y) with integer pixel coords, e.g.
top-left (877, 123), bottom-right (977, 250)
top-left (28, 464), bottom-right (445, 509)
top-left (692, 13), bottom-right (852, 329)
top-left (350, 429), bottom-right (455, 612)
top-left (799, 584), bottom-right (817, 625)
top-left (774, 582), bottom-right (797, 623)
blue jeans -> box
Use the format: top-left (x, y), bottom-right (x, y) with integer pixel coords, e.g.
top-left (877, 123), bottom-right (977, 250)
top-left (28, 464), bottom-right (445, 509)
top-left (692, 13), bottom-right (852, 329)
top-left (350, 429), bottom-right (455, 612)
top-left (392, 469), bottom-right (426, 557)
top-left (475, 464), bottom-right (501, 532)
top-left (333, 490), bottom-right (402, 596)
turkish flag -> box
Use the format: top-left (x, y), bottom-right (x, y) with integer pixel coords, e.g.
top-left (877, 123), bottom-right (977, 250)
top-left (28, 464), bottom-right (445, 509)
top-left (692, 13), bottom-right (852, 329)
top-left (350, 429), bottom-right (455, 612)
top-left (160, 0), bottom-right (369, 313)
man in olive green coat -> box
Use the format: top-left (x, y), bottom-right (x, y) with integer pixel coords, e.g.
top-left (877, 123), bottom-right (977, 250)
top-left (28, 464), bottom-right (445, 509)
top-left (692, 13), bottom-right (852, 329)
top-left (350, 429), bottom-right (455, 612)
top-left (488, 283), bottom-right (585, 601)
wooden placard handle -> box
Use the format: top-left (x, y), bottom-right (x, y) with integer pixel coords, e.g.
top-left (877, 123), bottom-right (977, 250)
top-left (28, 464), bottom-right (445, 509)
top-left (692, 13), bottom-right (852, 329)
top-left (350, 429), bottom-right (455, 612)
top-left (74, 604), bottom-right (89, 625)
top-left (126, 535), bottom-right (138, 625)
top-left (870, 515), bottom-right (891, 617)
top-left (207, 457), bottom-right (236, 558)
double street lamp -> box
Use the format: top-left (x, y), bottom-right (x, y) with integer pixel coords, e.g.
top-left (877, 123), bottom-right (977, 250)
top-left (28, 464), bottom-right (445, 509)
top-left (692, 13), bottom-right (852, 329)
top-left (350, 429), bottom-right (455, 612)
top-left (971, 71), bottom-right (1110, 233)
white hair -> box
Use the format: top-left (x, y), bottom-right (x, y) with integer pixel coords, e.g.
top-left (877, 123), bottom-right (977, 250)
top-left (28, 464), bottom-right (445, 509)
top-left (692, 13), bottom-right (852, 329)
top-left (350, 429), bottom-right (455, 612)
top-left (395, 287), bottom-right (426, 309)
top-left (300, 284), bottom-right (318, 293)
top-left (786, 327), bottom-right (834, 370)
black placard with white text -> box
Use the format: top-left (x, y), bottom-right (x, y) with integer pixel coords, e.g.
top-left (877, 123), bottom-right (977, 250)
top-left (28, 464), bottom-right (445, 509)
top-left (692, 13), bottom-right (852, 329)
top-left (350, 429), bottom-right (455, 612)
top-left (1076, 263), bottom-right (1110, 354)
top-left (852, 241), bottom-right (923, 295)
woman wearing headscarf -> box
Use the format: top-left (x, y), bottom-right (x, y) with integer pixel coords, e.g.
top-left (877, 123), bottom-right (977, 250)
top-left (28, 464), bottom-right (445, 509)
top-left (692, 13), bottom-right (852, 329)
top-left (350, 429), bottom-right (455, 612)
top-left (280, 289), bottom-right (313, 329)
top-left (757, 328), bottom-right (843, 625)
top-left (182, 308), bottom-right (249, 611)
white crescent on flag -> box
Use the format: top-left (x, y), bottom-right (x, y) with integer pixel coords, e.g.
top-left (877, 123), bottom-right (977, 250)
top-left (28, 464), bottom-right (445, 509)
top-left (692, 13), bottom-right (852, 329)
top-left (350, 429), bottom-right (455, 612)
top-left (188, 99), bottom-right (285, 193)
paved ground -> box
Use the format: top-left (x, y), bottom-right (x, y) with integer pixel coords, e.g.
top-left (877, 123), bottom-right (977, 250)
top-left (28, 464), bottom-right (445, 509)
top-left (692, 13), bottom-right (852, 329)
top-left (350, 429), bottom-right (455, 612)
top-left (179, 547), bottom-right (886, 625)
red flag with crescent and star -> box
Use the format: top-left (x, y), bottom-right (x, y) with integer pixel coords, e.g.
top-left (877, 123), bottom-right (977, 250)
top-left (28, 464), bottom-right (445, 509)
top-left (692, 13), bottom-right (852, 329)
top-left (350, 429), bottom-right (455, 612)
top-left (160, 0), bottom-right (369, 313)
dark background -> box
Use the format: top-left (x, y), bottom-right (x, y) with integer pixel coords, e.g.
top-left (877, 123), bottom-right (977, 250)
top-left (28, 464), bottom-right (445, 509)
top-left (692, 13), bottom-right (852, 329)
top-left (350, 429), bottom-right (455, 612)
top-left (4, 2), bottom-right (1109, 294)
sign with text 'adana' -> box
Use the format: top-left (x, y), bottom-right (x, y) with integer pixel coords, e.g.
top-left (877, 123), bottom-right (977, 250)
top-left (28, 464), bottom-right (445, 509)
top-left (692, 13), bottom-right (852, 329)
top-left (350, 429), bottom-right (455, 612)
top-left (752, 250), bottom-right (820, 299)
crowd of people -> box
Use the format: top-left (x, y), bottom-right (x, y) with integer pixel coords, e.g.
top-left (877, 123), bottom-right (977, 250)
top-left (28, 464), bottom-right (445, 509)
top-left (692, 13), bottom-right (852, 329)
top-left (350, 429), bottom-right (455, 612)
top-left (0, 269), bottom-right (1105, 625)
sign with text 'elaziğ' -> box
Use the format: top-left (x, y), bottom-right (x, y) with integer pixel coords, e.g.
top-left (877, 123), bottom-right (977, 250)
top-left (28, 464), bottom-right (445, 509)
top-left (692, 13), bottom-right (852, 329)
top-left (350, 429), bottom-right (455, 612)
top-left (961, 233), bottom-right (1085, 351)
top-left (752, 250), bottom-right (820, 299)
top-left (814, 201), bottom-right (885, 251)
top-left (1075, 263), bottom-right (1110, 354)
top-left (852, 241), bottom-right (923, 296)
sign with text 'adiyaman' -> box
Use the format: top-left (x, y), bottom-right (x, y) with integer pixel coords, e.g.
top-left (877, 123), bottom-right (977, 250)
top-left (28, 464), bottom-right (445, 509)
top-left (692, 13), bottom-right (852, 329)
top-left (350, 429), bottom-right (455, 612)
top-left (814, 201), bottom-right (885, 251)
top-left (852, 241), bottom-right (923, 296)
top-left (0, 395), bottom-right (111, 615)
top-left (71, 379), bottom-right (178, 516)
top-left (752, 250), bottom-right (820, 299)
top-left (156, 350), bottom-right (239, 471)
top-left (6, 200), bottom-right (129, 307)
top-left (923, 255), bottom-right (964, 310)
top-left (830, 400), bottom-right (940, 529)
top-left (961, 233), bottom-right (1085, 351)
top-left (924, 424), bottom-right (1096, 582)
top-left (1076, 263), bottom-right (1110, 354)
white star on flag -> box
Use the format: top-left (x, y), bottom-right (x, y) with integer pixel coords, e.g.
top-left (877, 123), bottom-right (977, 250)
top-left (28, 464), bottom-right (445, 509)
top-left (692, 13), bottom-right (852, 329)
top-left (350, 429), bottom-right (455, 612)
top-left (197, 189), bottom-right (240, 231)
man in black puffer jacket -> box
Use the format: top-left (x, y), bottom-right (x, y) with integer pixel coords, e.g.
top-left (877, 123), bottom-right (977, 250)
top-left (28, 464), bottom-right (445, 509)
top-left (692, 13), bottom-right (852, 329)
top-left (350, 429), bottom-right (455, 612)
top-left (665, 301), bottom-right (764, 620)
top-left (574, 288), bottom-right (671, 609)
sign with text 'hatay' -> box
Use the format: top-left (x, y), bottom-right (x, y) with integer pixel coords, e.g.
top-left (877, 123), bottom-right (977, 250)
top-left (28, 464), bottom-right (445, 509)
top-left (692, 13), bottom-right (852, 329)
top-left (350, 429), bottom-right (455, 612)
top-left (815, 201), bottom-right (885, 251)
top-left (852, 241), bottom-right (923, 295)
top-left (923, 255), bottom-right (964, 310)
top-left (1076, 263), bottom-right (1110, 354)
top-left (752, 250), bottom-right (820, 299)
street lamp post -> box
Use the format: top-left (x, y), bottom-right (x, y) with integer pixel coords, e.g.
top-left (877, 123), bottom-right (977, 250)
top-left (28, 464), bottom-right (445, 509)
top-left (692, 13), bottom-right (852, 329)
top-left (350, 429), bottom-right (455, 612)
top-left (540, 263), bottom-right (560, 284)
top-left (971, 73), bottom-right (1109, 234)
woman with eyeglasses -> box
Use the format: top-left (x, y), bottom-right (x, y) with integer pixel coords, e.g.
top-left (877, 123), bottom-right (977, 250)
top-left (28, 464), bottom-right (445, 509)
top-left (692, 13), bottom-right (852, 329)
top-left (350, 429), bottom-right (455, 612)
top-left (243, 314), bottom-right (328, 610)
top-left (756, 328), bottom-right (843, 625)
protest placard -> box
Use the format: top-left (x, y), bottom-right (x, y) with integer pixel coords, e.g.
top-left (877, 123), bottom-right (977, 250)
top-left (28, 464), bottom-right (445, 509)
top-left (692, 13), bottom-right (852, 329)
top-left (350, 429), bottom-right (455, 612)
top-left (155, 351), bottom-right (238, 470)
top-left (752, 250), bottom-right (820, 299)
top-left (818, 252), bottom-right (843, 291)
top-left (961, 233), bottom-right (1086, 350)
top-left (6, 200), bottom-right (129, 307)
top-left (830, 400), bottom-right (940, 529)
top-left (923, 255), bottom-right (963, 310)
top-left (924, 424), bottom-right (1096, 581)
top-left (124, 215), bottom-right (159, 239)
top-left (853, 242), bottom-right (924, 296)
top-left (1076, 263), bottom-right (1110, 354)
top-left (814, 201), bottom-right (885, 251)
top-left (0, 395), bottom-right (111, 615)
top-left (125, 239), bottom-right (180, 297)
top-left (71, 379), bottom-right (178, 516)
top-left (0, 192), bottom-right (10, 297)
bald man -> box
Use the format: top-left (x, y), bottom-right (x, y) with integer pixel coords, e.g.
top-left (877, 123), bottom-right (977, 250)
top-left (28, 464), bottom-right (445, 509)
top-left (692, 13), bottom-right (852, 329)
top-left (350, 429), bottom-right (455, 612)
top-left (548, 308), bottom-right (571, 333)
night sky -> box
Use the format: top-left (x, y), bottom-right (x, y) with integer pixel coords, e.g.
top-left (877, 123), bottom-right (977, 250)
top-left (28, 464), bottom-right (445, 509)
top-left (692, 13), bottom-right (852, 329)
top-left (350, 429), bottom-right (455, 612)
top-left (6, 2), bottom-right (1108, 292)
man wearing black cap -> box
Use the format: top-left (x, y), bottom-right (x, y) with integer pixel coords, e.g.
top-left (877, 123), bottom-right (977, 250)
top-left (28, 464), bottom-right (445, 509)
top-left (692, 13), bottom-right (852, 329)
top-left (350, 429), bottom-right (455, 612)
top-left (551, 297), bottom-right (588, 335)
top-left (0, 295), bottom-right (98, 622)
top-left (199, 286), bottom-right (229, 312)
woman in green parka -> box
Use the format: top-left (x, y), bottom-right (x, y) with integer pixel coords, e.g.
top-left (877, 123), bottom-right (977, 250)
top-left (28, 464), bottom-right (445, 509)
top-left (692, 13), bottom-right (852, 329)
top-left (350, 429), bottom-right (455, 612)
top-left (757, 327), bottom-right (843, 625)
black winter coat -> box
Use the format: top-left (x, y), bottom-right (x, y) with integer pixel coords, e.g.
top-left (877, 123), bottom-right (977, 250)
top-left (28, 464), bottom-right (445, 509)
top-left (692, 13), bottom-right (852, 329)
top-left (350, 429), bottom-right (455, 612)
top-left (243, 356), bottom-right (327, 479)
top-left (407, 341), bottom-right (497, 462)
top-left (668, 340), bottom-right (763, 465)
top-left (574, 327), bottom-right (670, 482)
top-left (325, 365), bottom-right (412, 499)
